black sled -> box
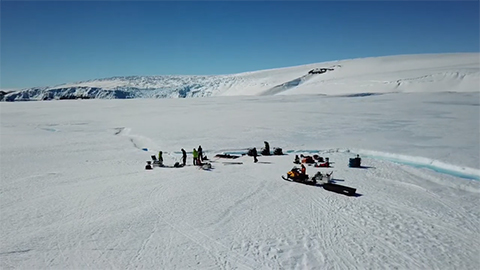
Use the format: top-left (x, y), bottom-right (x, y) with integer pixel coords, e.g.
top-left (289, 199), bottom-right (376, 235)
top-left (322, 183), bottom-right (357, 196)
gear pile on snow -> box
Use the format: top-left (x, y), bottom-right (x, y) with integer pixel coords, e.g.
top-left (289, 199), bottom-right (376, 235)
top-left (147, 152), bottom-right (213, 170)
top-left (349, 155), bottom-right (362, 168)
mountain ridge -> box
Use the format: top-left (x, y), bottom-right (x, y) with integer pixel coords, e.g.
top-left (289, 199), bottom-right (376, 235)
top-left (2, 53), bottom-right (478, 101)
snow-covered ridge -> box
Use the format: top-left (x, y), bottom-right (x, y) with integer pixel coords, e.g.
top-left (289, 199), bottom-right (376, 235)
top-left (2, 53), bottom-right (478, 101)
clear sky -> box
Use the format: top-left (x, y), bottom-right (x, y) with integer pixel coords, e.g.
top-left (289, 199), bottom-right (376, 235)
top-left (1, 0), bottom-right (479, 89)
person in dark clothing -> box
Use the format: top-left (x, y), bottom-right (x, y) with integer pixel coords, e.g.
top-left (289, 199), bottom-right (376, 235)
top-left (263, 141), bottom-right (270, 155)
top-left (198, 145), bottom-right (203, 162)
top-left (252, 147), bottom-right (258, 163)
top-left (158, 151), bottom-right (164, 166)
top-left (181, 148), bottom-right (187, 166)
top-left (145, 161), bottom-right (153, 170)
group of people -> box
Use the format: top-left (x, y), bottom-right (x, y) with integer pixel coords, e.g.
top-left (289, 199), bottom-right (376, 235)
top-left (146, 142), bottom-right (333, 176)
top-left (150, 146), bottom-right (207, 169)
top-left (191, 145), bottom-right (207, 166)
top-left (148, 141), bottom-right (284, 170)
top-left (249, 141), bottom-right (272, 163)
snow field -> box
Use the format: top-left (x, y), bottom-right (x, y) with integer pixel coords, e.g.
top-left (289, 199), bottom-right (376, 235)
top-left (1, 91), bottom-right (479, 269)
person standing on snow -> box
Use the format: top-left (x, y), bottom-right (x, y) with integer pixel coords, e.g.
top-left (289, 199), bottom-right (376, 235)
top-left (198, 145), bottom-right (203, 162)
top-left (158, 151), bottom-right (164, 166)
top-left (252, 147), bottom-right (258, 163)
top-left (263, 141), bottom-right (270, 155)
top-left (181, 149), bottom-right (187, 166)
top-left (192, 148), bottom-right (198, 165)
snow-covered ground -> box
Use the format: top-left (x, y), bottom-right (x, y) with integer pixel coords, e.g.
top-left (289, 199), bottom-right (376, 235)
top-left (1, 89), bottom-right (479, 269)
top-left (2, 53), bottom-right (479, 101)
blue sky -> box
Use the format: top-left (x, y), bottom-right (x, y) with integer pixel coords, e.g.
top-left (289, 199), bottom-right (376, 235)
top-left (1, 1), bottom-right (479, 89)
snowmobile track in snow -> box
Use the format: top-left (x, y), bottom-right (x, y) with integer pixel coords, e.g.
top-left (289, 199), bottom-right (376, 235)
top-left (146, 181), bottom-right (265, 269)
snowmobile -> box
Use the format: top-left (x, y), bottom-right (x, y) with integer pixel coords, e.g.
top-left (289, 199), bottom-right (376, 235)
top-left (282, 169), bottom-right (357, 196)
top-left (285, 167), bottom-right (309, 181)
top-left (282, 167), bottom-right (333, 186)
top-left (282, 167), bottom-right (313, 185)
